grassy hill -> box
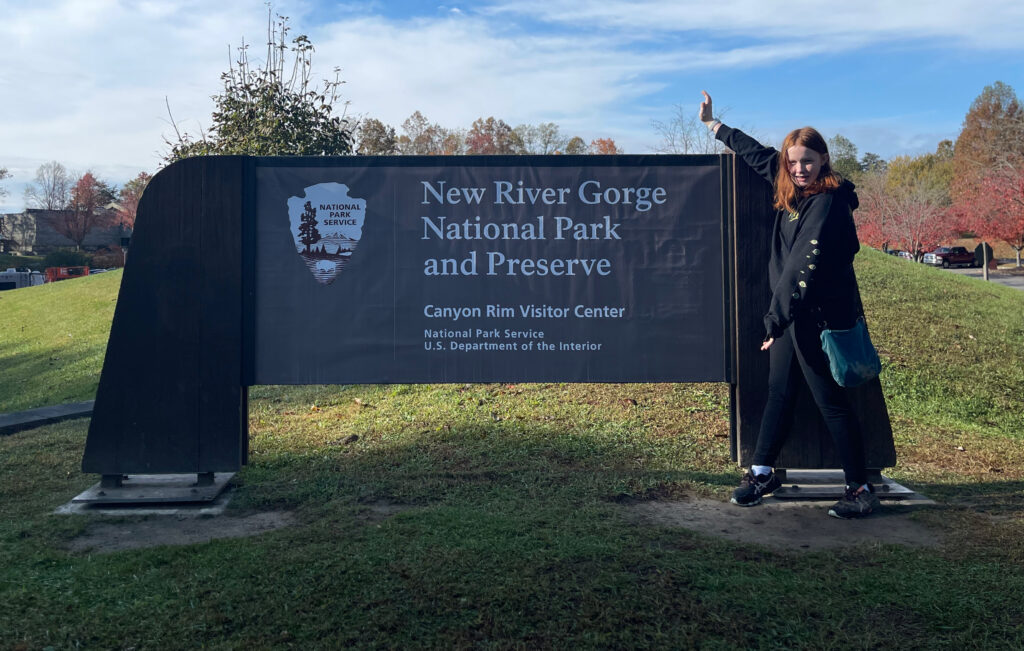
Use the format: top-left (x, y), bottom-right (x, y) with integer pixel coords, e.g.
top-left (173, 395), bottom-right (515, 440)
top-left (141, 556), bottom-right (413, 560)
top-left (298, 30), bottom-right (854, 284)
top-left (0, 270), bottom-right (121, 412)
top-left (2, 248), bottom-right (1023, 648)
top-left (858, 248), bottom-right (1024, 440)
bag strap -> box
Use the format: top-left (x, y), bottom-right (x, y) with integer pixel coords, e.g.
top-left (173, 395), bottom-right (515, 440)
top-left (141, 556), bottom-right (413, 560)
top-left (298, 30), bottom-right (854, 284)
top-left (850, 264), bottom-right (866, 319)
top-left (849, 265), bottom-right (873, 338)
top-left (816, 264), bottom-right (866, 331)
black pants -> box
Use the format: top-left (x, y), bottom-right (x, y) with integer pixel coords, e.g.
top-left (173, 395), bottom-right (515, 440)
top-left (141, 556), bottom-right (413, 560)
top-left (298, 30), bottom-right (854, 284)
top-left (751, 318), bottom-right (868, 486)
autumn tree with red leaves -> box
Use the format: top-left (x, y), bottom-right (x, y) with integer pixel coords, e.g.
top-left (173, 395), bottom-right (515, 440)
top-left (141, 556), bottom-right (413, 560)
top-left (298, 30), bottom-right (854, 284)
top-left (855, 145), bottom-right (957, 259)
top-left (116, 172), bottom-right (152, 231)
top-left (951, 82), bottom-right (1023, 205)
top-left (969, 170), bottom-right (1024, 266)
top-left (465, 117), bottom-right (521, 155)
top-left (51, 172), bottom-right (115, 250)
top-left (951, 82), bottom-right (1024, 267)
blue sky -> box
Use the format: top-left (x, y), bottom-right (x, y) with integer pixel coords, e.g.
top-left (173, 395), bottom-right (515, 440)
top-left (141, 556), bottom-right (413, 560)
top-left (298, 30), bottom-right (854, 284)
top-left (2, 0), bottom-right (1023, 212)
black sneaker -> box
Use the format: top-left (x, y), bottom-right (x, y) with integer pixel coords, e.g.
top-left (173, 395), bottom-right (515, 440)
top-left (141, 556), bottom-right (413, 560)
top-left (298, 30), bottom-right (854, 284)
top-left (828, 483), bottom-right (881, 519)
top-left (730, 471), bottom-right (782, 506)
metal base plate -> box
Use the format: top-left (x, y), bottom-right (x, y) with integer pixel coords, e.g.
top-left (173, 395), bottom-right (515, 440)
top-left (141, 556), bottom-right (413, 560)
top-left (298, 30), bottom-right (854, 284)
top-left (771, 469), bottom-right (918, 500)
top-left (72, 473), bottom-right (235, 505)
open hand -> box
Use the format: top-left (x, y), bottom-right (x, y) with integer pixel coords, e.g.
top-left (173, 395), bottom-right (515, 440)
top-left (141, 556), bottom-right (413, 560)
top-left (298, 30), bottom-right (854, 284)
top-left (699, 90), bottom-right (714, 124)
top-left (761, 337), bottom-right (774, 351)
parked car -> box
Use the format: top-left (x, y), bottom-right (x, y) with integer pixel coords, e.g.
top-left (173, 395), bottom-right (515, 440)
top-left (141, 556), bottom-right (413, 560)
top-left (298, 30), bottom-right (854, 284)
top-left (885, 249), bottom-right (914, 260)
top-left (923, 246), bottom-right (977, 268)
top-left (0, 268), bottom-right (45, 291)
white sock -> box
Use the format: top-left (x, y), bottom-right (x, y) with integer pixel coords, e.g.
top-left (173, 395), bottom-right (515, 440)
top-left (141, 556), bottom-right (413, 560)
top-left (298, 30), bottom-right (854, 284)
top-left (751, 465), bottom-right (772, 477)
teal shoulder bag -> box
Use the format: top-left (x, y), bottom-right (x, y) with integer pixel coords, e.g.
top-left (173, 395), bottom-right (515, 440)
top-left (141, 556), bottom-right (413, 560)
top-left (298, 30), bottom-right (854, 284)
top-left (820, 317), bottom-right (881, 387)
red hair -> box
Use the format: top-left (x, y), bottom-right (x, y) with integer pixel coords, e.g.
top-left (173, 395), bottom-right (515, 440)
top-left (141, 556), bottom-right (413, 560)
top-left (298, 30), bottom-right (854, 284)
top-left (773, 127), bottom-right (842, 213)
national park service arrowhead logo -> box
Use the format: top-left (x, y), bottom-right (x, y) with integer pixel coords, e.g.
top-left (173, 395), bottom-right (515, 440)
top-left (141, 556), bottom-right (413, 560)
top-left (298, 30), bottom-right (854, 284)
top-left (287, 183), bottom-right (366, 285)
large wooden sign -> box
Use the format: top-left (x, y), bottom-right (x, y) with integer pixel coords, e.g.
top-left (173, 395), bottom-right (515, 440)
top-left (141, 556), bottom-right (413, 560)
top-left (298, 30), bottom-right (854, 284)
top-left (82, 154), bottom-right (893, 479)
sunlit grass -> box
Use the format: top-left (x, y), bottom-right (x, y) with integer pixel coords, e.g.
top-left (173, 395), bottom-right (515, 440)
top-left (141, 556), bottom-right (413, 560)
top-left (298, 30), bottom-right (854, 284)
top-left (859, 248), bottom-right (1024, 439)
top-left (0, 270), bottom-right (121, 412)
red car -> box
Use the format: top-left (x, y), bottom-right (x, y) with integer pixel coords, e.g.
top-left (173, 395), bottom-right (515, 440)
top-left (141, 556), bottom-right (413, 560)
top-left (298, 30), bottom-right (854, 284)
top-left (922, 246), bottom-right (977, 268)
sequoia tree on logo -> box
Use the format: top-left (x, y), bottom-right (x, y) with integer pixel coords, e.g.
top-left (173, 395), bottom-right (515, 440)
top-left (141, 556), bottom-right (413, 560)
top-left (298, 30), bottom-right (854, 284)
top-left (298, 201), bottom-right (322, 252)
top-left (287, 183), bottom-right (367, 285)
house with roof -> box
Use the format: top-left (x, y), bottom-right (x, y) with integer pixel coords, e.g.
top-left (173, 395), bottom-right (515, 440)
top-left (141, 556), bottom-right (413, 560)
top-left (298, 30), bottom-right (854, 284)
top-left (0, 208), bottom-right (130, 254)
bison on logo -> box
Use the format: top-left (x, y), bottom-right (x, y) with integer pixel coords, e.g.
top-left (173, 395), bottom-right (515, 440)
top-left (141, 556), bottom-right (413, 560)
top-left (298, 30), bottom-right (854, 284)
top-left (287, 183), bottom-right (366, 285)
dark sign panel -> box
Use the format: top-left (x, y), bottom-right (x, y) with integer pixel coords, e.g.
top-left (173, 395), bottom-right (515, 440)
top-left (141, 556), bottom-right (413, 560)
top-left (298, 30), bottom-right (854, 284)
top-left (255, 157), bottom-right (727, 383)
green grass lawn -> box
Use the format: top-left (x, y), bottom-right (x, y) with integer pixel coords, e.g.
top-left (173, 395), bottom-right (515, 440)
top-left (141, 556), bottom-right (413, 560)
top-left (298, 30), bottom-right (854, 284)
top-left (0, 270), bottom-right (121, 412)
top-left (1, 249), bottom-right (1023, 648)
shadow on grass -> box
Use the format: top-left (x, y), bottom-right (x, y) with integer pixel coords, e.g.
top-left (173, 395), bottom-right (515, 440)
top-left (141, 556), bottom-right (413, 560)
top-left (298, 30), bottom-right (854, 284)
top-left (234, 419), bottom-right (741, 513)
top-left (907, 479), bottom-right (1024, 515)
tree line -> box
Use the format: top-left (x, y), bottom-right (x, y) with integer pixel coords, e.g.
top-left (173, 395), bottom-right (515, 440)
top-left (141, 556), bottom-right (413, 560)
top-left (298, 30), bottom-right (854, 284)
top-left (4, 10), bottom-right (1020, 267)
top-left (355, 112), bottom-right (621, 156)
top-left (831, 82), bottom-right (1023, 266)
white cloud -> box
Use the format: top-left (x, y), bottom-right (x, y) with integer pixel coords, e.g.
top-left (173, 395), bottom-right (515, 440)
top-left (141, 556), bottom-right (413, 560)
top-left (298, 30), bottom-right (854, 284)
top-left (482, 0), bottom-right (1024, 49)
top-left (1, 0), bottom-right (1021, 213)
top-left (0, 0), bottom-right (299, 210)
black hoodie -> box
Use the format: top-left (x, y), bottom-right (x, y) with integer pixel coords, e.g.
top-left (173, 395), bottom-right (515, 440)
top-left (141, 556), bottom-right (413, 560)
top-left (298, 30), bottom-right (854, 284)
top-left (716, 125), bottom-right (863, 339)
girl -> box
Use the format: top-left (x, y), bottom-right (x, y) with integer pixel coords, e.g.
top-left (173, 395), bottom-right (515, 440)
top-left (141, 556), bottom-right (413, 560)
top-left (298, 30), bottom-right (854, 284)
top-left (700, 91), bottom-right (880, 519)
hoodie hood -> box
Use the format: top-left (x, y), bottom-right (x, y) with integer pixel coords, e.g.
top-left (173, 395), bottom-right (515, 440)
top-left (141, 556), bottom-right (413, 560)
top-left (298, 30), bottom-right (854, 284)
top-left (837, 178), bottom-right (859, 211)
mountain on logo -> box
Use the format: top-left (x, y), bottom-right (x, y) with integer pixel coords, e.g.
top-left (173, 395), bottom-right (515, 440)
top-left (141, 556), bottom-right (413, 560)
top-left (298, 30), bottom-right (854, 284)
top-left (287, 183), bottom-right (366, 285)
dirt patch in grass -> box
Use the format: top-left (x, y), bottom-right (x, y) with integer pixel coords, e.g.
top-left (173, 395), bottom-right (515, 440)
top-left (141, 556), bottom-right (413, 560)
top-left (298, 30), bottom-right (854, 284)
top-left (66, 512), bottom-right (297, 554)
top-left (623, 497), bottom-right (942, 551)
top-left (355, 499), bottom-right (414, 523)
top-left (65, 499), bottom-right (418, 554)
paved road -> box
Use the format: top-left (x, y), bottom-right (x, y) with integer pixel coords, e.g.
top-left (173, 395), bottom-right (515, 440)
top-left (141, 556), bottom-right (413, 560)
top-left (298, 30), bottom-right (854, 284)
top-left (0, 400), bottom-right (94, 435)
top-left (944, 266), bottom-right (1024, 291)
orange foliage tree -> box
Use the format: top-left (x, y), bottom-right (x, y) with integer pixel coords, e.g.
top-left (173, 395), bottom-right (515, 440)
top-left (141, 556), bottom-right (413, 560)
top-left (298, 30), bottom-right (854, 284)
top-left (589, 138), bottom-right (623, 155)
top-left (50, 172), bottom-right (115, 250)
top-left (116, 172), bottom-right (152, 231)
top-left (951, 81), bottom-right (1024, 264)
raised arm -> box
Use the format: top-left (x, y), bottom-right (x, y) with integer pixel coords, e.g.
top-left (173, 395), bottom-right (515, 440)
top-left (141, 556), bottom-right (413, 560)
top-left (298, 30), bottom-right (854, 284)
top-left (699, 91), bottom-right (779, 185)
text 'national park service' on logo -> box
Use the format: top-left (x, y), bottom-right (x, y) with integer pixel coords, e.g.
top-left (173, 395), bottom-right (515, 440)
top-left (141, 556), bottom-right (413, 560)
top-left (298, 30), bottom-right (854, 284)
top-left (287, 183), bottom-right (366, 285)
